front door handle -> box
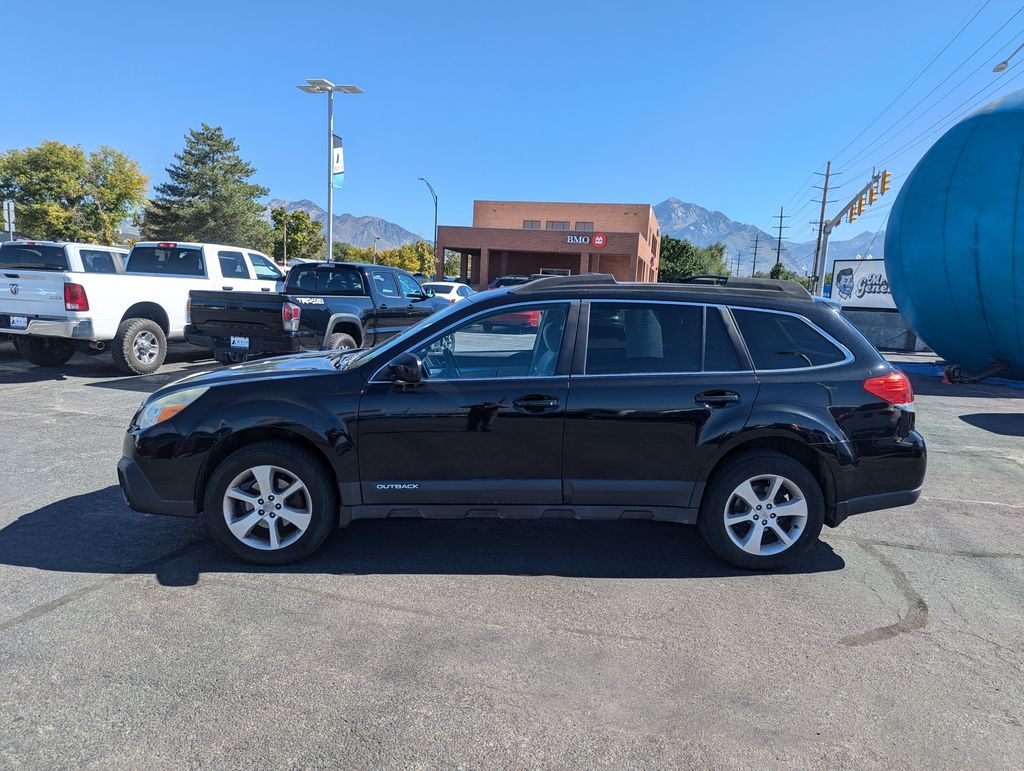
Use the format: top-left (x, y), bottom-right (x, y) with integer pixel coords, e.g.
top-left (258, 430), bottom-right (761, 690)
top-left (695, 390), bottom-right (741, 407)
top-left (222, 285), bottom-right (233, 290)
top-left (379, 303), bottom-right (389, 310)
top-left (261, 287), bottom-right (272, 292)
top-left (512, 395), bottom-right (560, 412)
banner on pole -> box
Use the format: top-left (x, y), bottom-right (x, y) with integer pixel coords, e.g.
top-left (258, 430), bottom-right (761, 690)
top-left (332, 135), bottom-right (344, 188)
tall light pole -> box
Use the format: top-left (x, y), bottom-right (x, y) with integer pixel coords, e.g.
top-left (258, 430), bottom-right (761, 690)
top-left (298, 78), bottom-right (363, 260)
top-left (417, 177), bottom-right (439, 277)
top-left (994, 42), bottom-right (1024, 72)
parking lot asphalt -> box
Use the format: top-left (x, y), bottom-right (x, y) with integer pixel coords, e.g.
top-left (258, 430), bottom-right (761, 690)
top-left (0, 341), bottom-right (1021, 768)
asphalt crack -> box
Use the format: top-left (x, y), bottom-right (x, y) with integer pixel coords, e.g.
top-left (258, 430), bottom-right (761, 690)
top-left (840, 541), bottom-right (928, 647)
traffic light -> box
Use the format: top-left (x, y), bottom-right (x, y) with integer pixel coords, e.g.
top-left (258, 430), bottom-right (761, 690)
top-left (880, 170), bottom-right (892, 195)
top-left (849, 206), bottom-right (857, 223)
top-left (868, 180), bottom-right (878, 205)
top-left (856, 194), bottom-right (865, 216)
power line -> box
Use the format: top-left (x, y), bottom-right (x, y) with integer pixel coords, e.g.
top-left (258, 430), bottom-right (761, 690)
top-left (831, 0), bottom-right (992, 165)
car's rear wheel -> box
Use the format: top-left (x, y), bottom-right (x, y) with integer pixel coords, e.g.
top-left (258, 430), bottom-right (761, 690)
top-left (203, 441), bottom-right (337, 565)
top-left (698, 450), bottom-right (824, 570)
top-left (326, 332), bottom-right (357, 351)
top-left (112, 318), bottom-right (167, 375)
top-left (14, 336), bottom-right (75, 366)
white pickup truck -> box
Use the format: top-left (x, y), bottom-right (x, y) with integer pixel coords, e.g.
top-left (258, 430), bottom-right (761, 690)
top-left (0, 240), bottom-right (283, 374)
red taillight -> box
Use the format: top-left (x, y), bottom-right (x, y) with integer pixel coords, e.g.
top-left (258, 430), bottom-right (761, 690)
top-left (864, 371), bottom-right (913, 406)
top-left (64, 283), bottom-right (89, 312)
top-left (157, 242), bottom-right (177, 248)
top-left (282, 301), bottom-right (301, 331)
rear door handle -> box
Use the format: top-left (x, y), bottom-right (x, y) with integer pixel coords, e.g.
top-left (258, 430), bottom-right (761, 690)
top-left (379, 304), bottom-right (389, 310)
top-left (261, 287), bottom-right (272, 292)
top-left (695, 390), bottom-right (741, 406)
top-left (512, 395), bottom-right (560, 412)
top-left (222, 286), bottom-right (233, 290)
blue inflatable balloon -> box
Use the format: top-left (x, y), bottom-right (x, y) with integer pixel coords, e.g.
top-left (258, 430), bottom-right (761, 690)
top-left (885, 88), bottom-right (1024, 378)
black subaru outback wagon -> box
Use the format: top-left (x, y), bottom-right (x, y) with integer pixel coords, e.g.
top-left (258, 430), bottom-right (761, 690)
top-left (118, 274), bottom-right (925, 570)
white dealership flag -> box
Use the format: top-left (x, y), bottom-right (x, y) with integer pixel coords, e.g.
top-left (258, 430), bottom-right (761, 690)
top-left (332, 135), bottom-right (345, 188)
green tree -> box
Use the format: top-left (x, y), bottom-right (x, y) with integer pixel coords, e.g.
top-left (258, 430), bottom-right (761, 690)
top-left (335, 240), bottom-right (434, 273)
top-left (657, 236), bottom-right (729, 282)
top-left (142, 123), bottom-right (272, 251)
top-left (331, 241), bottom-right (352, 261)
top-left (766, 262), bottom-right (811, 288)
top-left (270, 208), bottom-right (326, 262)
top-left (0, 140), bottom-right (147, 243)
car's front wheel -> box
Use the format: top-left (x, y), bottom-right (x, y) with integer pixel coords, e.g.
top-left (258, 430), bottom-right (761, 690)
top-left (698, 450), bottom-right (824, 570)
top-left (203, 441), bottom-right (338, 565)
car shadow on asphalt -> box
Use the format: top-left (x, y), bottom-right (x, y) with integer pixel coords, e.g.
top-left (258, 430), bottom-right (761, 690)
top-left (0, 344), bottom-right (217, 388)
top-left (902, 369), bottom-right (1024, 400)
top-left (0, 486), bottom-right (845, 586)
top-left (959, 412), bottom-right (1024, 436)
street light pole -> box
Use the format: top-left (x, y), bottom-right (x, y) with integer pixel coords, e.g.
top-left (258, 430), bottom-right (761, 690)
top-left (994, 42), bottom-right (1024, 72)
top-left (417, 177), bottom-right (439, 278)
top-left (297, 79), bottom-right (363, 262)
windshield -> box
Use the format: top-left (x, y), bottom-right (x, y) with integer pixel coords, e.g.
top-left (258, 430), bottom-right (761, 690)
top-left (345, 299), bottom-right (468, 370)
top-left (0, 243), bottom-right (68, 271)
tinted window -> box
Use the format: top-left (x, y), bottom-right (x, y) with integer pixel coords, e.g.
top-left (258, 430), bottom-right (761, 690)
top-left (0, 243), bottom-right (68, 271)
top-left (397, 273), bottom-right (422, 297)
top-left (218, 250), bottom-right (249, 278)
top-left (704, 307), bottom-right (743, 371)
top-left (126, 246), bottom-right (205, 276)
top-left (371, 270), bottom-right (399, 298)
top-left (289, 266), bottom-right (366, 296)
top-left (79, 249), bottom-right (121, 273)
top-left (413, 303), bottom-right (569, 379)
top-left (492, 276), bottom-right (528, 287)
top-left (248, 252), bottom-right (282, 280)
top-left (733, 309), bottom-right (845, 369)
top-left (458, 286), bottom-right (473, 297)
top-left (586, 303), bottom-right (702, 375)
top-left (422, 283), bottom-right (452, 295)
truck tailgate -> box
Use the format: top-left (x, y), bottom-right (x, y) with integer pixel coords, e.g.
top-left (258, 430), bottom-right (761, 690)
top-left (188, 290), bottom-right (284, 334)
top-left (0, 270), bottom-right (69, 327)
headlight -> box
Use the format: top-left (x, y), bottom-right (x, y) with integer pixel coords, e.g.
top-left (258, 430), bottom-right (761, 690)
top-left (136, 387), bottom-right (209, 430)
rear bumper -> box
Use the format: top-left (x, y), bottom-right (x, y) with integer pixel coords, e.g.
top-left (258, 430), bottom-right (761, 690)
top-left (185, 325), bottom-right (304, 355)
top-left (1, 316), bottom-right (95, 339)
top-left (117, 456), bottom-right (196, 517)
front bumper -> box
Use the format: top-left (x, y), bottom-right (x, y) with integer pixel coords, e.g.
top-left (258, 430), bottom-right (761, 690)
top-left (117, 456), bottom-right (196, 517)
top-left (1, 316), bottom-right (95, 339)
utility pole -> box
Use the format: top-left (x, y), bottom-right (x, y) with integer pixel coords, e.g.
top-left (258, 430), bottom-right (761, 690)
top-left (282, 217), bottom-right (288, 265)
top-left (811, 161), bottom-right (832, 293)
top-left (750, 234), bottom-right (760, 277)
top-left (734, 251), bottom-right (743, 276)
top-left (816, 170), bottom-right (887, 294)
top-left (773, 206), bottom-right (788, 266)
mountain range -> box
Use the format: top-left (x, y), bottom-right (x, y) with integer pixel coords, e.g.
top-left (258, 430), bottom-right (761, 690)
top-left (652, 198), bottom-right (885, 277)
top-left (263, 199), bottom-right (422, 249)
top-left (263, 196), bottom-right (884, 274)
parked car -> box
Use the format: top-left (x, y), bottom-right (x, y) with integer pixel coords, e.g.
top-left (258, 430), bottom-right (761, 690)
top-left (119, 273), bottom-right (926, 570)
top-left (0, 240), bottom-right (283, 374)
top-left (421, 281), bottom-right (474, 304)
top-left (487, 274), bottom-right (530, 289)
top-left (185, 262), bottom-right (447, 363)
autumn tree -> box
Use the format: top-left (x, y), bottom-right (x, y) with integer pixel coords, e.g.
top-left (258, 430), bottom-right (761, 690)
top-left (0, 140), bottom-right (147, 243)
top-left (270, 208), bottom-right (326, 262)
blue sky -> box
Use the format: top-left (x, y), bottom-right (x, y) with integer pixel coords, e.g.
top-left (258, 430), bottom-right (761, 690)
top-left (4, 0), bottom-right (1023, 244)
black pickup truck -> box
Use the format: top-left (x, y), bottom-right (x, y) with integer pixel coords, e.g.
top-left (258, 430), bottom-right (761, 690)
top-left (186, 262), bottom-right (446, 362)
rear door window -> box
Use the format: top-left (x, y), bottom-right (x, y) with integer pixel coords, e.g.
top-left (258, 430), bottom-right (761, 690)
top-left (371, 270), bottom-right (400, 299)
top-left (732, 309), bottom-right (846, 369)
top-left (704, 307), bottom-right (743, 371)
top-left (218, 250), bottom-right (250, 279)
top-left (79, 249), bottom-right (121, 273)
top-left (126, 246), bottom-right (205, 276)
top-left (586, 303), bottom-right (702, 375)
top-left (0, 244), bottom-right (68, 271)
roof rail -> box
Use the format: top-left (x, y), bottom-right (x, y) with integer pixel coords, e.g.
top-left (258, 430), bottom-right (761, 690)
top-left (675, 274), bottom-right (812, 300)
top-left (509, 272), bottom-right (618, 292)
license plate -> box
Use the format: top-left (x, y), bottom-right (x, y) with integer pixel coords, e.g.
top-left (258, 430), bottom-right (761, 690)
top-left (10, 315), bottom-right (28, 329)
top-left (229, 336), bottom-right (249, 350)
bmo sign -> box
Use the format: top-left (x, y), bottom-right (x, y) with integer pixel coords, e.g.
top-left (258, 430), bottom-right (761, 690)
top-left (566, 232), bottom-right (607, 248)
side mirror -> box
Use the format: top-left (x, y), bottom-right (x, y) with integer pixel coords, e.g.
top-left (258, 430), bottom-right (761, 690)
top-left (387, 352), bottom-right (424, 384)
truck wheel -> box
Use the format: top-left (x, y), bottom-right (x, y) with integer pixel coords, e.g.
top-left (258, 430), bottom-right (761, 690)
top-left (112, 318), bottom-right (167, 375)
top-left (326, 332), bottom-right (358, 351)
top-left (13, 336), bottom-right (75, 367)
top-left (203, 441), bottom-right (338, 565)
top-left (697, 450), bottom-right (824, 571)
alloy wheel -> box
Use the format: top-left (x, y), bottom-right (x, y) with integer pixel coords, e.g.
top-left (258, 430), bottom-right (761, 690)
top-left (723, 474), bottom-right (808, 556)
top-left (222, 465), bottom-right (313, 551)
top-left (133, 330), bottom-right (160, 364)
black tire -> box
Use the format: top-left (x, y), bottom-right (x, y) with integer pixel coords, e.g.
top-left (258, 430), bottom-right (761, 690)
top-left (13, 336), bottom-right (75, 367)
top-left (111, 318), bottom-right (167, 375)
top-left (326, 332), bottom-right (358, 351)
top-left (203, 440), bottom-right (338, 565)
top-left (697, 450), bottom-right (824, 570)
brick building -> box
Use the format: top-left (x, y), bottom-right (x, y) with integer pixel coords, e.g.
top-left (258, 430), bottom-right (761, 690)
top-left (436, 201), bottom-right (661, 287)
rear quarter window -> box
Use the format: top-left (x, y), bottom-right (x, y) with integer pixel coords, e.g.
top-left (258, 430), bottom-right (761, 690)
top-left (732, 308), bottom-right (846, 370)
